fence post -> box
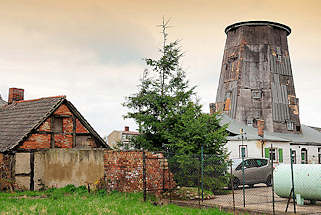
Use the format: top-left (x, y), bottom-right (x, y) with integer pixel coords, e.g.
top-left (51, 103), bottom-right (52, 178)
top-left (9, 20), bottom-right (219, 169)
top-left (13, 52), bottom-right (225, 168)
top-left (198, 154), bottom-right (201, 208)
top-left (271, 144), bottom-right (275, 215)
top-left (169, 162), bottom-right (172, 203)
top-left (290, 148), bottom-right (296, 213)
top-left (241, 129), bottom-right (246, 207)
top-left (230, 163), bottom-right (235, 215)
top-left (143, 150), bottom-right (146, 202)
top-left (201, 145), bottom-right (204, 202)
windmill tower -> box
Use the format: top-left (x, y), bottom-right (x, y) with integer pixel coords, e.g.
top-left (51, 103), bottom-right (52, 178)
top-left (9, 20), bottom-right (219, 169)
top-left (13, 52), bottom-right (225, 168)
top-left (214, 21), bottom-right (301, 134)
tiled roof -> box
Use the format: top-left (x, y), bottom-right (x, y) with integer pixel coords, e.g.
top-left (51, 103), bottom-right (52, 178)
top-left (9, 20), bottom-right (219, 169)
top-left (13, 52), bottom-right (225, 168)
top-left (0, 96), bottom-right (109, 152)
top-left (309, 126), bottom-right (321, 133)
top-left (220, 114), bottom-right (321, 145)
top-left (0, 97), bottom-right (65, 152)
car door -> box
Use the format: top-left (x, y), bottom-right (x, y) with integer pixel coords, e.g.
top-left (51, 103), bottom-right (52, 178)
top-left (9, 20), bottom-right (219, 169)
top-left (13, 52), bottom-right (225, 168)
top-left (254, 159), bottom-right (269, 182)
top-left (243, 159), bottom-right (259, 184)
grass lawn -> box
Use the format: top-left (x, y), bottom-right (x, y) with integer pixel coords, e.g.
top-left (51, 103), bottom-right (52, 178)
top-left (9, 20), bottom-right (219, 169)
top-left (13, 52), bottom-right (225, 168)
top-left (0, 185), bottom-right (231, 215)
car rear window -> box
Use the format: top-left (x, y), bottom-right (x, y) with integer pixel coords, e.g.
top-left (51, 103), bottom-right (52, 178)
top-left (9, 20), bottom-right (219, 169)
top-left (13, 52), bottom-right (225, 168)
top-left (257, 159), bottom-right (268, 167)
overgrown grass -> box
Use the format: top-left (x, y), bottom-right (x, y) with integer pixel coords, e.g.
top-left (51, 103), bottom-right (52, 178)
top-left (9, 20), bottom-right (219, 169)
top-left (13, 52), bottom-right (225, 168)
top-left (0, 185), bottom-right (231, 215)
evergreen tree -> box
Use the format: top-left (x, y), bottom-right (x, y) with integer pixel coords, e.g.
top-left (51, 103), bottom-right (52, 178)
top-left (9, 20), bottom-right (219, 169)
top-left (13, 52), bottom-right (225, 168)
top-left (123, 19), bottom-right (229, 192)
top-left (123, 19), bottom-right (227, 154)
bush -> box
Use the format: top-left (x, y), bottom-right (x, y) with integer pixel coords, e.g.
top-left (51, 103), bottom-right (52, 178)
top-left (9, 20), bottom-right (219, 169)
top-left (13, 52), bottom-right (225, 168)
top-left (167, 153), bottom-right (229, 194)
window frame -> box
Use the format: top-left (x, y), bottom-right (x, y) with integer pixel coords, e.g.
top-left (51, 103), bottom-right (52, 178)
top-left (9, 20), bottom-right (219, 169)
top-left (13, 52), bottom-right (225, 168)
top-left (239, 145), bottom-right (248, 158)
top-left (291, 150), bottom-right (297, 164)
top-left (52, 117), bottom-right (63, 133)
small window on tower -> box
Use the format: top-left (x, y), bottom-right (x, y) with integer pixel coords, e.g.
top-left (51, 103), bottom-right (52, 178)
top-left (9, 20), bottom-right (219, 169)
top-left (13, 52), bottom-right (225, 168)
top-left (252, 90), bottom-right (261, 99)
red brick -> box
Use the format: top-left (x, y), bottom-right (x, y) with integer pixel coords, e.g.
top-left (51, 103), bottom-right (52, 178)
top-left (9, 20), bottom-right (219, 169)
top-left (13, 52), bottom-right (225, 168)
top-left (38, 118), bottom-right (51, 132)
top-left (103, 151), bottom-right (175, 193)
top-left (19, 134), bottom-right (51, 149)
top-left (76, 119), bottom-right (88, 133)
top-left (63, 118), bottom-right (73, 133)
top-left (54, 104), bottom-right (72, 115)
top-left (54, 134), bottom-right (73, 148)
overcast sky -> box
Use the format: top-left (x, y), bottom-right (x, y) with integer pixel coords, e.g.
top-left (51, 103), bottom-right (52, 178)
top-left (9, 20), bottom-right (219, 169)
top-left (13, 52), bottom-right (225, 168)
top-left (1, 0), bottom-right (320, 137)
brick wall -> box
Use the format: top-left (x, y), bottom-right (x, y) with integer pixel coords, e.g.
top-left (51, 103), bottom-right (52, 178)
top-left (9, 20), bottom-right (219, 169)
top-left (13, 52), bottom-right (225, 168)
top-left (0, 153), bottom-right (15, 190)
top-left (76, 119), bottom-right (88, 133)
top-left (104, 151), bottom-right (175, 193)
top-left (19, 103), bottom-right (94, 150)
top-left (19, 134), bottom-right (51, 149)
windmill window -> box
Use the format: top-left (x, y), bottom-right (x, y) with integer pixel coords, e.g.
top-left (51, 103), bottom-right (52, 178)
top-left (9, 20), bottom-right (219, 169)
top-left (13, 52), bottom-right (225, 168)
top-left (252, 90), bottom-right (261, 99)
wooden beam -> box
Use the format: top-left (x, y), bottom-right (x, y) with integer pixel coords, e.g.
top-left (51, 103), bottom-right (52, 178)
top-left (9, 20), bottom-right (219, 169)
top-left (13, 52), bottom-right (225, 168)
top-left (50, 117), bottom-right (55, 148)
top-left (72, 116), bottom-right (76, 148)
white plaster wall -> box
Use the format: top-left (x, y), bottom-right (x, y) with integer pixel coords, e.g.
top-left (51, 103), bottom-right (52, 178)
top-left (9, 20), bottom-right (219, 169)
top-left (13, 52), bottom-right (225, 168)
top-left (225, 140), bottom-right (321, 164)
top-left (225, 140), bottom-right (263, 158)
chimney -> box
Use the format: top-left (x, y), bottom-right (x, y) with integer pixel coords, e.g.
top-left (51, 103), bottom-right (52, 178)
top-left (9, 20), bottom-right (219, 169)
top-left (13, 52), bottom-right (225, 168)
top-left (257, 120), bottom-right (265, 137)
top-left (124, 126), bottom-right (129, 132)
top-left (209, 103), bottom-right (216, 115)
top-left (8, 88), bottom-right (24, 104)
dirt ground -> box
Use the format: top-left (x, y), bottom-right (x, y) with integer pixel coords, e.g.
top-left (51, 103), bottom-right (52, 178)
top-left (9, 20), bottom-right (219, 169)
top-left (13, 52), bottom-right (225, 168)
top-left (174, 185), bottom-right (321, 215)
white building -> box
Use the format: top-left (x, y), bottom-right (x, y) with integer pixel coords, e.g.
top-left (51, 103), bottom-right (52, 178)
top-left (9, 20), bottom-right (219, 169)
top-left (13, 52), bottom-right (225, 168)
top-left (220, 114), bottom-right (321, 165)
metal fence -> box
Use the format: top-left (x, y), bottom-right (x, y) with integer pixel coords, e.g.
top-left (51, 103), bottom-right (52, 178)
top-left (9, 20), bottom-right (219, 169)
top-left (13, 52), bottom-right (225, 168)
top-left (142, 147), bottom-right (321, 214)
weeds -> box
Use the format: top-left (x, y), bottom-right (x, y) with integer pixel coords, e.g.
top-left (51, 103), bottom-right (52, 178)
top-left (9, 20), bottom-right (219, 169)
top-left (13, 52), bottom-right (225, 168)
top-left (0, 185), bottom-right (231, 215)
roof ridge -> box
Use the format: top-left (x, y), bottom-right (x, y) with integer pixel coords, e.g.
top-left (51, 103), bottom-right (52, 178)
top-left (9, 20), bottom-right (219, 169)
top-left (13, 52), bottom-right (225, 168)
top-left (15, 95), bottom-right (66, 103)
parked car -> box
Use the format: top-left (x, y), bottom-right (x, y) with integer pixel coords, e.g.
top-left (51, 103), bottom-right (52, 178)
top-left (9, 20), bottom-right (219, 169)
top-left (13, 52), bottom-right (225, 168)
top-left (229, 157), bottom-right (272, 189)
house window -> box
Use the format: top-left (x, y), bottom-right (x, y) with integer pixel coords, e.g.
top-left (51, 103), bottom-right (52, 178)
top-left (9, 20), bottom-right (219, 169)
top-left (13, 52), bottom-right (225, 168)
top-left (270, 148), bottom-right (277, 161)
top-left (318, 148), bottom-right (321, 164)
top-left (265, 148), bottom-right (283, 162)
top-left (247, 119), bottom-right (253, 127)
top-left (301, 148), bottom-right (308, 164)
top-left (296, 126), bottom-right (301, 132)
top-left (52, 117), bottom-right (63, 133)
top-left (291, 150), bottom-right (296, 164)
top-left (239, 145), bottom-right (247, 158)
top-left (287, 121), bottom-right (294, 131)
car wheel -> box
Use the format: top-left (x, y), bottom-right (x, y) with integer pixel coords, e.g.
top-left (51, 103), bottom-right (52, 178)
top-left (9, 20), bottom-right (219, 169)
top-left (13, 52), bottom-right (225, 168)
top-left (232, 178), bottom-right (240, 190)
top-left (265, 175), bottom-right (272, 187)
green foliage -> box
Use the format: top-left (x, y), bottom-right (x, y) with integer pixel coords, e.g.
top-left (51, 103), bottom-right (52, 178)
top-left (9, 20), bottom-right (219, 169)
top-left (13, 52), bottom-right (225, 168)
top-left (123, 20), bottom-right (229, 191)
top-left (0, 187), bottom-right (231, 215)
top-left (123, 20), bottom-right (228, 154)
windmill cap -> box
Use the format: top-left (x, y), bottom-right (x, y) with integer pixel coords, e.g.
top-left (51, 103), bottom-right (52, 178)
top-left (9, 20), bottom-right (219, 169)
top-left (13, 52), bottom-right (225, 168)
top-left (225, 21), bottom-right (291, 36)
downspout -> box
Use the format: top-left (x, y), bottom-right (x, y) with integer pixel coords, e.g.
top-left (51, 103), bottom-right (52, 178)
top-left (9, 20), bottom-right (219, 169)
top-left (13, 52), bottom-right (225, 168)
top-left (257, 119), bottom-right (265, 158)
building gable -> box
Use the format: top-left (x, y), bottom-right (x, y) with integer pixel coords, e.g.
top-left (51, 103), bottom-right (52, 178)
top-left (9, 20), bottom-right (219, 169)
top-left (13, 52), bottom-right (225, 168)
top-left (18, 101), bottom-right (106, 150)
top-left (0, 96), bottom-right (108, 152)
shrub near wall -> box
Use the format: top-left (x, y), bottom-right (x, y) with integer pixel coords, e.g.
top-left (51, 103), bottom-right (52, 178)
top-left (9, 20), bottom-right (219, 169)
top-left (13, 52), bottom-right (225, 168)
top-left (103, 151), bottom-right (175, 194)
top-left (0, 153), bottom-right (14, 191)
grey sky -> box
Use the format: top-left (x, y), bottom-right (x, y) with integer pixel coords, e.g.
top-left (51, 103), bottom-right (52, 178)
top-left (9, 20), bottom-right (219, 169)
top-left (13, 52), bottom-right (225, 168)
top-left (0, 0), bottom-right (320, 137)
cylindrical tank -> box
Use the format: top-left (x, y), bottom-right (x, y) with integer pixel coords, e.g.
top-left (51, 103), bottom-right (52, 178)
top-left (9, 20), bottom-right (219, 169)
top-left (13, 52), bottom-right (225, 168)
top-left (274, 164), bottom-right (321, 200)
